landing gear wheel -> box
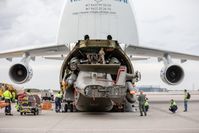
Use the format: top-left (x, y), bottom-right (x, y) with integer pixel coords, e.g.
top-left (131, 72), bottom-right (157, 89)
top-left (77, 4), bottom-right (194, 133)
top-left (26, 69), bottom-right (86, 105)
top-left (36, 109), bottom-right (39, 115)
top-left (20, 112), bottom-right (23, 115)
top-left (64, 104), bottom-right (68, 112)
top-left (70, 104), bottom-right (73, 112)
top-left (73, 105), bottom-right (78, 112)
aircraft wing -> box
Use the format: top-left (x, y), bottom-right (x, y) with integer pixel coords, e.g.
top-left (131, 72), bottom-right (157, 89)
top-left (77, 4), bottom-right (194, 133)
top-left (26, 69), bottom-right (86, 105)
top-left (126, 45), bottom-right (199, 61)
top-left (0, 44), bottom-right (69, 59)
top-left (43, 55), bottom-right (66, 60)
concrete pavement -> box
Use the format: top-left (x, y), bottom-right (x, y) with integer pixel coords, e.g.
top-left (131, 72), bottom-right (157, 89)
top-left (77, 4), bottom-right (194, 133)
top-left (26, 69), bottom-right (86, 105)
top-left (0, 95), bottom-right (199, 133)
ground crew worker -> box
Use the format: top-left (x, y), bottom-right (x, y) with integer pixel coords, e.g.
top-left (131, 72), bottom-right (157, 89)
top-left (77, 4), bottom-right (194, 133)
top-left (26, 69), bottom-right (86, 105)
top-left (0, 88), bottom-right (3, 99)
top-left (2, 87), bottom-right (13, 115)
top-left (144, 98), bottom-right (149, 112)
top-left (169, 99), bottom-right (178, 113)
top-left (55, 91), bottom-right (62, 112)
top-left (98, 48), bottom-right (105, 64)
top-left (184, 89), bottom-right (188, 112)
top-left (138, 91), bottom-right (147, 116)
top-left (15, 101), bottom-right (20, 112)
top-left (12, 91), bottom-right (16, 103)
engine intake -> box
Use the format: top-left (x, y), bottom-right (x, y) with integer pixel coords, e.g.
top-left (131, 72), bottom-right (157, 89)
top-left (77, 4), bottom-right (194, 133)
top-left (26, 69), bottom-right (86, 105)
top-left (9, 63), bottom-right (33, 84)
top-left (160, 64), bottom-right (184, 85)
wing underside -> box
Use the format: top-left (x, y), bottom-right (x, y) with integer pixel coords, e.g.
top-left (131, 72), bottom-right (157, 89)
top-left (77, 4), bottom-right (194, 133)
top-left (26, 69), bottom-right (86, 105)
top-left (125, 45), bottom-right (199, 61)
top-left (0, 44), bottom-right (69, 59)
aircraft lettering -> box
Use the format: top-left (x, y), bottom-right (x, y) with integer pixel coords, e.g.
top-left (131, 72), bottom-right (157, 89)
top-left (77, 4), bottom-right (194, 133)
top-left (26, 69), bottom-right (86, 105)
top-left (114, 0), bottom-right (128, 4)
top-left (70, 0), bottom-right (128, 4)
top-left (85, 4), bottom-right (111, 12)
top-left (72, 3), bottom-right (116, 15)
top-left (94, 0), bottom-right (103, 3)
top-left (70, 0), bottom-right (81, 2)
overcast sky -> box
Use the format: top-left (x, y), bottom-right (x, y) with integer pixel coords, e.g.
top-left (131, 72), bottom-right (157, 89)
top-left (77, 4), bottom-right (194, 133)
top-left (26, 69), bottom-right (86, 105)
top-left (0, 0), bottom-right (199, 90)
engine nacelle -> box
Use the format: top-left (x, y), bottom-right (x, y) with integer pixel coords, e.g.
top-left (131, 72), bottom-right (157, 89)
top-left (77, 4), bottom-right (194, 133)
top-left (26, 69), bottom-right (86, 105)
top-left (9, 63), bottom-right (33, 84)
top-left (160, 64), bottom-right (184, 85)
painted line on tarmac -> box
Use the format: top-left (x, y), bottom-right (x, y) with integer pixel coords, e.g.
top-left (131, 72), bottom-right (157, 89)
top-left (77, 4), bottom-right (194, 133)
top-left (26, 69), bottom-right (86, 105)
top-left (1, 128), bottom-right (199, 132)
top-left (150, 100), bottom-right (199, 104)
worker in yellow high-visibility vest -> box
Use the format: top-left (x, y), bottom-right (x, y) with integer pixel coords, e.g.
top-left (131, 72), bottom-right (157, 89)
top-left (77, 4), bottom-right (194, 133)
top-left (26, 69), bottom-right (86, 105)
top-left (55, 91), bottom-right (62, 112)
top-left (2, 87), bottom-right (13, 115)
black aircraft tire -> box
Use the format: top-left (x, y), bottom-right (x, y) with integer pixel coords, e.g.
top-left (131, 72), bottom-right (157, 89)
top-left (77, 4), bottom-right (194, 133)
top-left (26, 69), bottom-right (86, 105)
top-left (70, 104), bottom-right (73, 112)
top-left (65, 104), bottom-right (68, 112)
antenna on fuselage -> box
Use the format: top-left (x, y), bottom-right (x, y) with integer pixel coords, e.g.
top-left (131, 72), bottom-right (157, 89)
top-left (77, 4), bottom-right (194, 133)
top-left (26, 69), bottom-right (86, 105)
top-left (84, 35), bottom-right (90, 40)
top-left (107, 35), bottom-right (112, 40)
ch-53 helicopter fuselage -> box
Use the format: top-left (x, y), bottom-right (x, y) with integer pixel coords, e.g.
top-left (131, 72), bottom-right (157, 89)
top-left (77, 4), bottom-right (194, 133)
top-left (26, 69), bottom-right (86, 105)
top-left (59, 39), bottom-right (138, 112)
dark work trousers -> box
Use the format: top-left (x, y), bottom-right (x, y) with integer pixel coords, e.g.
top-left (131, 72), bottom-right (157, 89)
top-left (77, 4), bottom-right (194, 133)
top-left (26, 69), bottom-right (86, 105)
top-left (169, 105), bottom-right (178, 113)
top-left (5, 99), bottom-right (11, 114)
top-left (55, 98), bottom-right (61, 112)
top-left (139, 104), bottom-right (147, 116)
top-left (184, 100), bottom-right (188, 111)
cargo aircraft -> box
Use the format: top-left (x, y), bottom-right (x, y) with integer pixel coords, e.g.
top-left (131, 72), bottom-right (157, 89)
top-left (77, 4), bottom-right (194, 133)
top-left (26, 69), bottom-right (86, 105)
top-left (0, 0), bottom-right (199, 112)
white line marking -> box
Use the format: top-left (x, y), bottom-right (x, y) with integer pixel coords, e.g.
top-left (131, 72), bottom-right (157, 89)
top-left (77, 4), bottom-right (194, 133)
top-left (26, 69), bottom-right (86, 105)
top-left (1, 128), bottom-right (199, 131)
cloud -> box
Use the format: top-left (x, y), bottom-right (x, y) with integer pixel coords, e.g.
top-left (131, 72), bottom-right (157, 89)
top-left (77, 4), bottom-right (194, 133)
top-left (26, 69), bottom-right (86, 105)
top-left (134, 0), bottom-right (199, 53)
top-left (0, 0), bottom-right (64, 50)
top-left (0, 0), bottom-right (64, 89)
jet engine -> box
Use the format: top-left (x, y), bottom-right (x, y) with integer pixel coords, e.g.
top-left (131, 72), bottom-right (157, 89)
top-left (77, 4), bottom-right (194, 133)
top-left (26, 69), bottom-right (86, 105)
top-left (160, 64), bottom-right (184, 85)
top-left (9, 63), bottom-right (33, 84)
